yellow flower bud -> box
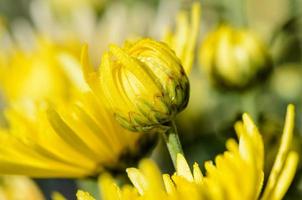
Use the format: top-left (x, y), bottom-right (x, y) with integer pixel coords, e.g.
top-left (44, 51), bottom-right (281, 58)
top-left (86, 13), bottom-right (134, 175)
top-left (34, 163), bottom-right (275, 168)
top-left (199, 25), bottom-right (272, 89)
top-left (99, 39), bottom-right (189, 132)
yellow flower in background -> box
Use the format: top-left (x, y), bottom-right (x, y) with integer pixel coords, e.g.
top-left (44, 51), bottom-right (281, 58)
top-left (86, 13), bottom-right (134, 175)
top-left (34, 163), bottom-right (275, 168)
top-left (164, 2), bottom-right (201, 74)
top-left (0, 176), bottom-right (44, 200)
top-left (0, 38), bottom-right (81, 103)
top-left (79, 105), bottom-right (298, 200)
top-left (199, 25), bottom-right (272, 89)
top-left (95, 39), bottom-right (189, 132)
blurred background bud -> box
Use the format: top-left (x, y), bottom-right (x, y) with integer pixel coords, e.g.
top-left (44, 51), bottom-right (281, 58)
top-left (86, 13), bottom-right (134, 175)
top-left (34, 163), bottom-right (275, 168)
top-left (199, 25), bottom-right (272, 89)
top-left (99, 39), bottom-right (189, 132)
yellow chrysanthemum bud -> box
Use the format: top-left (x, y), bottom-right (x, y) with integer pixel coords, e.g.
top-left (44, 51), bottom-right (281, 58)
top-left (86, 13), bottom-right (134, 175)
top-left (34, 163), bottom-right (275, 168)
top-left (99, 39), bottom-right (189, 132)
top-left (199, 25), bottom-right (272, 89)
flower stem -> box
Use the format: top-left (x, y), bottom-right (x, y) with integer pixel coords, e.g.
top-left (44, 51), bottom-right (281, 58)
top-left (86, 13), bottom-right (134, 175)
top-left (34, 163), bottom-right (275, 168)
top-left (161, 120), bottom-right (184, 168)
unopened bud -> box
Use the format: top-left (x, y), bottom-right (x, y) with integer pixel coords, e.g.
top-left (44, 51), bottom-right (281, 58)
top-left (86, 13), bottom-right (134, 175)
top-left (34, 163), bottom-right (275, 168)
top-left (199, 25), bottom-right (272, 89)
top-left (99, 39), bottom-right (189, 132)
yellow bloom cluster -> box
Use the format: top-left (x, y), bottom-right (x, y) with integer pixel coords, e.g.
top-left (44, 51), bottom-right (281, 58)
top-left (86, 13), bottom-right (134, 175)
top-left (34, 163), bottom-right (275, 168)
top-left (78, 105), bottom-right (298, 200)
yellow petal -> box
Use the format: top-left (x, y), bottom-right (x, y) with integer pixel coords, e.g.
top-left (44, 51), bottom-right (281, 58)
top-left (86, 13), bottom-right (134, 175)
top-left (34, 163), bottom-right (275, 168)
top-left (176, 153), bottom-right (193, 181)
top-left (193, 162), bottom-right (203, 183)
top-left (99, 174), bottom-right (121, 200)
top-left (270, 151), bottom-right (299, 200)
top-left (57, 52), bottom-right (89, 92)
top-left (126, 168), bottom-right (147, 195)
top-left (163, 174), bottom-right (175, 194)
top-left (261, 104), bottom-right (295, 200)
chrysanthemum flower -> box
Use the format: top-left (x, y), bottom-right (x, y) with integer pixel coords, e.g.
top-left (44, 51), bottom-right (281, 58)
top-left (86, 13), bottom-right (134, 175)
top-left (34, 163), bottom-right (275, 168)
top-left (79, 104), bottom-right (298, 200)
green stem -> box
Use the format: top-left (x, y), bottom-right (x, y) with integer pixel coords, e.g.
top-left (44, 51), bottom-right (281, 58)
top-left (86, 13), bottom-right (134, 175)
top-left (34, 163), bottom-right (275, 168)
top-left (161, 120), bottom-right (184, 168)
